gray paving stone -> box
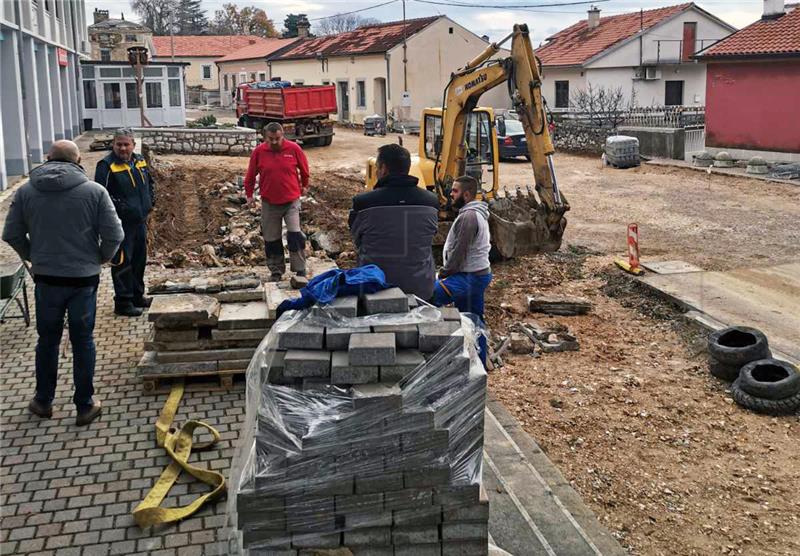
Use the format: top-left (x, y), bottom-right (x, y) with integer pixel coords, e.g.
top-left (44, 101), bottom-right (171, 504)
top-left (157, 347), bottom-right (255, 364)
top-left (279, 324), bottom-right (325, 350)
top-left (441, 540), bottom-right (489, 555)
top-left (291, 532), bottom-right (341, 549)
top-left (331, 352), bottom-right (379, 385)
top-left (211, 328), bottom-right (269, 341)
top-left (345, 511), bottom-right (393, 529)
top-left (404, 464), bottom-right (451, 488)
top-left (380, 349), bottom-right (425, 382)
top-left (348, 333), bottom-right (396, 366)
top-left (148, 294), bottom-right (220, 327)
top-left (217, 301), bottom-right (272, 330)
top-left (283, 351), bottom-right (331, 378)
top-left (354, 471), bottom-right (403, 494)
top-left (261, 352), bottom-right (299, 386)
top-left (302, 378), bottom-right (331, 391)
top-left (441, 521), bottom-right (489, 541)
top-left (351, 383), bottom-right (402, 410)
top-left (392, 525), bottom-right (440, 545)
top-left (440, 307), bottom-right (462, 321)
top-left (152, 328), bottom-right (199, 342)
top-left (433, 485), bottom-right (481, 508)
top-left (363, 288), bottom-right (409, 314)
top-left (383, 488), bottom-right (433, 510)
top-left (343, 526), bottom-right (391, 546)
top-left (335, 492), bottom-right (383, 514)
top-left (372, 324), bottom-right (419, 349)
top-left (311, 296), bottom-right (358, 318)
top-left (394, 544), bottom-right (441, 556)
top-left (325, 326), bottom-right (370, 351)
top-left (215, 287), bottom-right (264, 303)
top-left (418, 321), bottom-right (463, 352)
top-left (393, 505), bottom-right (443, 526)
top-left (351, 547), bottom-right (394, 556)
top-left (408, 295), bottom-right (419, 309)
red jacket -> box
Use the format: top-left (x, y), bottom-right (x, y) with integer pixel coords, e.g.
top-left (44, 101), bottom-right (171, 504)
top-left (244, 140), bottom-right (309, 205)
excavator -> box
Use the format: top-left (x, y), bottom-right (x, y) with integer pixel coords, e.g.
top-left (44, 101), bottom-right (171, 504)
top-left (366, 24), bottom-right (569, 259)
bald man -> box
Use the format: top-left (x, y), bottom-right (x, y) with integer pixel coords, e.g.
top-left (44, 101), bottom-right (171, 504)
top-left (3, 140), bottom-right (124, 426)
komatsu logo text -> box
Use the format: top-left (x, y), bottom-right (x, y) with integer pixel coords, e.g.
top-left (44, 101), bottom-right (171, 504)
top-left (464, 73), bottom-right (487, 90)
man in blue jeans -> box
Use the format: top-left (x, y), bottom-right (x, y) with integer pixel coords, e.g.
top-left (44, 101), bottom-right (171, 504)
top-left (433, 176), bottom-right (492, 364)
top-left (2, 141), bottom-right (124, 425)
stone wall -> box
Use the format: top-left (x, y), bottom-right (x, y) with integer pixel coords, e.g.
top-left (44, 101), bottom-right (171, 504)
top-left (132, 127), bottom-right (258, 156)
top-left (617, 126), bottom-right (685, 160)
top-left (551, 121), bottom-right (613, 155)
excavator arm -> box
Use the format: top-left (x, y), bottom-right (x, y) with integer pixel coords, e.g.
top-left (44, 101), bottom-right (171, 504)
top-left (435, 24), bottom-right (569, 232)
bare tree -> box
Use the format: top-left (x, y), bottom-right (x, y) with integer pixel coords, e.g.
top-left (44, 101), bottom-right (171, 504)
top-left (315, 13), bottom-right (380, 35)
top-left (130, 0), bottom-right (178, 35)
top-left (570, 84), bottom-right (635, 127)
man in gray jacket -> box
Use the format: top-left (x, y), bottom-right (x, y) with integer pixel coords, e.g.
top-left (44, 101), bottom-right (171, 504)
top-left (2, 140), bottom-right (124, 426)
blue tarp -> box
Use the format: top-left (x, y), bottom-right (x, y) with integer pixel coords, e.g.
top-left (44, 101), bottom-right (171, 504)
top-left (249, 81), bottom-right (292, 89)
top-left (276, 265), bottom-right (390, 316)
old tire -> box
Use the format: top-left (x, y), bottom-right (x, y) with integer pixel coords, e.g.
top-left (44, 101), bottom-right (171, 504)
top-left (708, 326), bottom-right (770, 367)
top-left (709, 358), bottom-right (741, 382)
top-left (731, 378), bottom-right (800, 416)
top-left (738, 359), bottom-right (800, 400)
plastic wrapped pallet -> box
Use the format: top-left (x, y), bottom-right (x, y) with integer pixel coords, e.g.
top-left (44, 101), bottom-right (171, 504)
top-left (604, 135), bottom-right (640, 168)
top-left (222, 292), bottom-right (490, 555)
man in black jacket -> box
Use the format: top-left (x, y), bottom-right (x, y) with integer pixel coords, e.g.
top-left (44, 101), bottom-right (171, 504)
top-left (349, 144), bottom-right (439, 299)
top-left (94, 128), bottom-right (155, 317)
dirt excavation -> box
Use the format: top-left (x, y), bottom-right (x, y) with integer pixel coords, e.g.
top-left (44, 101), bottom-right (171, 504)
top-left (144, 130), bottom-right (798, 555)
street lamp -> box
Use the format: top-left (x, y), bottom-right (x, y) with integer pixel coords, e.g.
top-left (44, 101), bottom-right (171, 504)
top-left (127, 46), bottom-right (151, 127)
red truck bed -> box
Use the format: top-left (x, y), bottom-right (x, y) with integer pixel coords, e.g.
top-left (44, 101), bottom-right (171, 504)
top-left (242, 85), bottom-right (337, 120)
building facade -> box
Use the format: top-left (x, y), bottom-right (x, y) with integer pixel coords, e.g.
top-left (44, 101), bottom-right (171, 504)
top-left (87, 9), bottom-right (152, 62)
top-left (80, 61), bottom-right (188, 130)
top-left (696, 2), bottom-right (800, 161)
top-left (1, 0), bottom-right (89, 190)
top-left (216, 38), bottom-right (298, 107)
top-left (536, 3), bottom-right (735, 110)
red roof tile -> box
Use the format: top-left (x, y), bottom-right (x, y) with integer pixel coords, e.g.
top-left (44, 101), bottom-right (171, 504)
top-left (536, 3), bottom-right (692, 66)
top-left (151, 35), bottom-right (267, 57)
top-left (269, 16), bottom-right (440, 61)
top-left (215, 38), bottom-right (298, 63)
top-left (698, 7), bottom-right (800, 58)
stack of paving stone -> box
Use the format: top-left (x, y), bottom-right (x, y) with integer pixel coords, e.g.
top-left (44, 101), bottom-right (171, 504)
top-left (233, 287), bottom-right (490, 556)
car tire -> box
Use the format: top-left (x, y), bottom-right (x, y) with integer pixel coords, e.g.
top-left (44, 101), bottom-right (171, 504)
top-left (708, 326), bottom-right (770, 367)
top-left (730, 378), bottom-right (800, 416)
top-left (709, 358), bottom-right (741, 382)
top-left (738, 359), bottom-right (800, 400)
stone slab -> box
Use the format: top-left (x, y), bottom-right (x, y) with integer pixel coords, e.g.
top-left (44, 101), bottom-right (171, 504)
top-left (349, 333), bottom-right (396, 366)
top-left (363, 287), bottom-right (409, 314)
top-left (264, 282), bottom-right (299, 319)
top-left (148, 294), bottom-right (220, 327)
top-left (218, 301), bottom-right (272, 330)
top-left (137, 352), bottom-right (217, 375)
top-left (418, 321), bottom-right (463, 352)
top-left (380, 350), bottom-right (425, 383)
top-left (215, 287), bottom-right (264, 303)
top-left (157, 347), bottom-right (255, 364)
top-left (373, 324), bottom-right (419, 349)
top-left (152, 328), bottom-right (200, 342)
top-left (283, 350), bottom-right (331, 378)
top-left (325, 326), bottom-right (370, 351)
top-left (279, 323), bottom-right (325, 350)
top-left (331, 351), bottom-right (379, 385)
top-left (212, 328), bottom-right (269, 341)
top-left (640, 259), bottom-right (704, 274)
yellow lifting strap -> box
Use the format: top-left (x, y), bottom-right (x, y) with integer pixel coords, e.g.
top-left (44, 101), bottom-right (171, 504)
top-left (133, 380), bottom-right (227, 528)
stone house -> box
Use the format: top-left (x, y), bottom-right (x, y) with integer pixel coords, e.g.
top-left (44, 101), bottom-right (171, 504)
top-left (88, 9), bottom-right (153, 62)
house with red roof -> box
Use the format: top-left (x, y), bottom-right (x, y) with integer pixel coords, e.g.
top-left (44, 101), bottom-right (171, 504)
top-left (151, 35), bottom-right (272, 103)
top-left (215, 38), bottom-right (299, 108)
top-left (695, 1), bottom-right (800, 161)
top-left (264, 16), bottom-right (511, 126)
top-left (536, 3), bottom-right (735, 110)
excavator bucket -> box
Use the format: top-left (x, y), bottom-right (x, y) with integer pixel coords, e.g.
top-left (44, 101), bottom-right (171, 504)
top-left (487, 188), bottom-right (566, 259)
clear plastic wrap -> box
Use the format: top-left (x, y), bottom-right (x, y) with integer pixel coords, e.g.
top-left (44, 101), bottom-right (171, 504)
top-left (222, 295), bottom-right (490, 555)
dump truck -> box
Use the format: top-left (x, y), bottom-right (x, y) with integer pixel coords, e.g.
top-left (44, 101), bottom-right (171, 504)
top-left (366, 24), bottom-right (569, 258)
top-left (236, 82), bottom-right (337, 147)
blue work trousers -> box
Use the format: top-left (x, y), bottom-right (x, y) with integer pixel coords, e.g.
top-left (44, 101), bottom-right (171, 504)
top-left (432, 272), bottom-right (492, 365)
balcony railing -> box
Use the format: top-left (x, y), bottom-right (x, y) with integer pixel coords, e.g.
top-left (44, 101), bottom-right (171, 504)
top-left (643, 39), bottom-right (720, 65)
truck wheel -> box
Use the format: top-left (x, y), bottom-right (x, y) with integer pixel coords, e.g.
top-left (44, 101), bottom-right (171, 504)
top-left (738, 359), bottom-right (800, 400)
top-left (323, 135), bottom-right (333, 146)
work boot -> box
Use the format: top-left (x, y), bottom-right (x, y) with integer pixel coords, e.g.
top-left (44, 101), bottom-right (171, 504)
top-left (114, 303), bottom-right (144, 317)
top-left (133, 296), bottom-right (153, 308)
top-left (28, 399), bottom-right (53, 418)
top-left (76, 401), bottom-right (102, 426)
top-left (295, 270), bottom-right (306, 277)
top-left (268, 272), bottom-right (283, 282)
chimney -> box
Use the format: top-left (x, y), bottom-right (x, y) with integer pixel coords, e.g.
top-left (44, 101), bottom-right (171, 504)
top-left (93, 8), bottom-right (109, 24)
top-left (121, 12), bottom-right (125, 20)
top-left (762, 0), bottom-right (785, 19)
top-left (297, 20), bottom-right (310, 38)
top-left (587, 5), bottom-right (600, 29)
top-left (481, 34), bottom-right (490, 42)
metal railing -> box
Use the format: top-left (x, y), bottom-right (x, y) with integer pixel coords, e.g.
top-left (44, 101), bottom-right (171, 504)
top-left (645, 39), bottom-right (720, 64)
top-left (553, 106), bottom-right (705, 128)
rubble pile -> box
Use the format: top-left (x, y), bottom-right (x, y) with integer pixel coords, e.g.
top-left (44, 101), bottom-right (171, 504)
top-left (230, 287), bottom-right (490, 555)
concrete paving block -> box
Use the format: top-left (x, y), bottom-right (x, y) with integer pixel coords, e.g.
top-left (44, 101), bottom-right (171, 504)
top-left (433, 485), bottom-right (480, 508)
top-left (302, 377), bottom-right (331, 391)
top-left (326, 326), bottom-right (370, 351)
top-left (418, 321), bottom-right (463, 352)
top-left (291, 532), bottom-right (341, 549)
top-left (442, 501), bottom-right (490, 522)
top-left (351, 383), bottom-right (402, 410)
top-left (350, 547), bottom-right (394, 556)
top-left (401, 429), bottom-right (450, 454)
top-left (335, 492), bottom-right (383, 514)
top-left (242, 526), bottom-right (291, 548)
top-left (441, 541), bottom-right (489, 556)
top-left (261, 352), bottom-right (299, 386)
top-left (312, 295), bottom-right (359, 318)
top-left (218, 358), bottom-right (251, 371)
top-left (343, 526), bottom-right (392, 546)
top-left (403, 465), bottom-right (451, 488)
top-left (392, 525), bottom-right (440, 545)
top-left (218, 301), bottom-right (272, 330)
top-left (248, 548), bottom-right (297, 556)
top-left (345, 511), bottom-right (393, 529)
top-left (284, 350), bottom-right (331, 378)
top-left (440, 306), bottom-right (461, 321)
top-left (355, 471), bottom-right (403, 494)
top-left (441, 522), bottom-right (489, 541)
top-left (304, 476), bottom-right (354, 496)
top-left (394, 544), bottom-right (442, 556)
top-left (384, 410), bottom-right (435, 434)
top-left (349, 333), bottom-right (396, 366)
top-left (285, 495), bottom-right (335, 532)
top-left (212, 328), bottom-right (269, 341)
top-left (331, 351), bottom-right (379, 385)
top-left (373, 324), bottom-right (419, 349)
top-left (408, 294), bottom-right (419, 309)
top-left (152, 328), bottom-right (199, 342)
top-left (264, 282), bottom-right (298, 319)
top-left (393, 506), bottom-right (442, 526)
top-left (237, 508), bottom-right (286, 530)
top-left (156, 347), bottom-right (255, 363)
top-left (383, 488), bottom-right (433, 511)
top-left (380, 349), bottom-right (425, 382)
top-left (148, 293), bottom-right (220, 327)
top-left (363, 287), bottom-right (409, 314)
top-left (279, 323), bottom-right (325, 350)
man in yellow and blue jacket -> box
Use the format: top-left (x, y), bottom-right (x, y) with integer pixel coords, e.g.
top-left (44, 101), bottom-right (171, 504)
top-left (94, 128), bottom-right (155, 317)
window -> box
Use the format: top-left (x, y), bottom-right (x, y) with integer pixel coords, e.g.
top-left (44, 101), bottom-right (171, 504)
top-left (293, 79), bottom-right (304, 86)
top-left (555, 81), bottom-right (569, 108)
top-left (125, 82), bottom-right (139, 108)
top-left (322, 79), bottom-right (330, 85)
top-left (99, 67), bottom-right (122, 78)
top-left (356, 80), bottom-right (366, 108)
top-left (167, 67), bottom-right (180, 77)
top-left (103, 83), bottom-right (121, 109)
top-left (250, 72), bottom-right (256, 82)
top-left (223, 74), bottom-right (229, 89)
top-left (665, 80), bottom-right (684, 106)
top-left (169, 79), bottom-right (181, 106)
top-left (83, 81), bottom-right (97, 108)
top-left (258, 72), bottom-right (266, 81)
top-left (239, 72), bottom-right (246, 84)
top-left (424, 114), bottom-right (443, 159)
top-left (202, 65), bottom-right (212, 80)
top-left (122, 67), bottom-right (134, 78)
top-left (100, 48), bottom-right (111, 62)
top-left (232, 74), bottom-right (237, 87)
top-left (125, 34), bottom-right (138, 42)
top-left (143, 67), bottom-right (162, 77)
top-left (146, 82), bottom-right (163, 107)
top-left (82, 66), bottom-right (95, 78)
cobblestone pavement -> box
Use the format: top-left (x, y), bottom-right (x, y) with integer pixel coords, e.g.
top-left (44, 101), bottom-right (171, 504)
top-left (1, 270), bottom-right (245, 556)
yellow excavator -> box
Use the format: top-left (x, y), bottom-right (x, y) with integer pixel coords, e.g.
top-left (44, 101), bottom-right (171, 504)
top-left (366, 24), bottom-right (569, 258)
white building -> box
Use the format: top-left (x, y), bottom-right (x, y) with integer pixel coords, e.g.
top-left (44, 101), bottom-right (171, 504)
top-left (536, 3), bottom-right (736, 110)
top-left (80, 62), bottom-right (188, 129)
top-left (1, 0), bottom-right (89, 190)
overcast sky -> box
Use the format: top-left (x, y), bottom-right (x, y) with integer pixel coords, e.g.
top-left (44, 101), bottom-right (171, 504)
top-left (85, 0), bottom-right (763, 45)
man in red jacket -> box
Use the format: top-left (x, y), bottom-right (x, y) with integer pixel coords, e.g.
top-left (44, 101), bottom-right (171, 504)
top-left (245, 122), bottom-right (310, 280)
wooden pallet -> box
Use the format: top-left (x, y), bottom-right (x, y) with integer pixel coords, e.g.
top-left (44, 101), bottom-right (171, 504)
top-left (138, 368), bottom-right (246, 394)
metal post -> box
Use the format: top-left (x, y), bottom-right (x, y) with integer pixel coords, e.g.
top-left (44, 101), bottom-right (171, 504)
top-left (402, 0), bottom-right (407, 92)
